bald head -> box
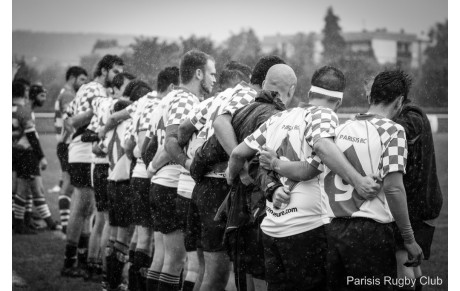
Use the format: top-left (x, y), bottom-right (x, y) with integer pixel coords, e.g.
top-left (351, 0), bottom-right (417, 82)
top-left (262, 64), bottom-right (297, 105)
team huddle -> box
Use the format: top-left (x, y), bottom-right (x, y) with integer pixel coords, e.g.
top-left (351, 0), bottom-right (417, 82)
top-left (12, 50), bottom-right (443, 291)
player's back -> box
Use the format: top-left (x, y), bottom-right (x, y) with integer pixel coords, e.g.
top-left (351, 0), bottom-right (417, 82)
top-left (322, 113), bottom-right (407, 223)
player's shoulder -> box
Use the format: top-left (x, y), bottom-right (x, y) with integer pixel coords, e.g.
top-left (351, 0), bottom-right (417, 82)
top-left (370, 116), bottom-right (405, 136)
top-left (78, 81), bottom-right (106, 98)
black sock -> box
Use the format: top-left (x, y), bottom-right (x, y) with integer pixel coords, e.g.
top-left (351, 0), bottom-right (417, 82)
top-left (64, 243), bottom-right (78, 268)
top-left (108, 247), bottom-right (127, 289)
top-left (77, 233), bottom-right (90, 267)
top-left (415, 277), bottom-right (423, 291)
top-left (157, 272), bottom-right (180, 291)
top-left (146, 270), bottom-right (160, 291)
top-left (134, 251), bottom-right (151, 291)
top-left (182, 280), bottom-right (195, 291)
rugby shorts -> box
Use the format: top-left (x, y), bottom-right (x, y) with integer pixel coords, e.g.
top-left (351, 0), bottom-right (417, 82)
top-left (107, 180), bottom-right (133, 227)
top-left (92, 163), bottom-right (109, 212)
top-left (187, 177), bottom-right (229, 252)
top-left (15, 148), bottom-right (40, 180)
top-left (326, 217), bottom-right (396, 291)
top-left (130, 177), bottom-right (154, 228)
top-left (69, 163), bottom-right (92, 188)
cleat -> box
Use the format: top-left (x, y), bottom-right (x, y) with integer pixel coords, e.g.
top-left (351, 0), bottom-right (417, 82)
top-left (60, 266), bottom-right (87, 278)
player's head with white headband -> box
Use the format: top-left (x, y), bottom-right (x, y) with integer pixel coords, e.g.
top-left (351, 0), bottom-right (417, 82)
top-left (306, 65), bottom-right (346, 111)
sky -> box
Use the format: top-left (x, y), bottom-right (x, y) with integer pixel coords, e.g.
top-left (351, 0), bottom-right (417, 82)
top-left (12, 0), bottom-right (448, 42)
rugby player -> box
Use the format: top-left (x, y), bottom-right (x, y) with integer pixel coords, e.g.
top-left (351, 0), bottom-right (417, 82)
top-left (61, 54), bottom-right (124, 277)
top-left (228, 66), bottom-right (381, 290)
top-left (54, 66), bottom-right (88, 233)
top-left (12, 82), bottom-right (48, 234)
top-left (141, 50), bottom-right (216, 291)
top-left (184, 56), bottom-right (285, 290)
top-left (128, 67), bottom-right (179, 291)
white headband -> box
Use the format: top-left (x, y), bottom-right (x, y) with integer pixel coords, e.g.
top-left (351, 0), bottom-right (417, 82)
top-left (309, 85), bottom-right (343, 99)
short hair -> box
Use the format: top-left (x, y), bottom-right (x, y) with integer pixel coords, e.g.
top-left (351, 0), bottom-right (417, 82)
top-left (157, 67), bottom-right (180, 93)
top-left (225, 61), bottom-right (252, 80)
top-left (309, 66), bottom-right (346, 101)
top-left (112, 72), bottom-right (136, 90)
top-left (123, 80), bottom-right (152, 102)
top-left (12, 82), bottom-right (25, 98)
top-left (218, 69), bottom-right (249, 87)
top-left (250, 55), bottom-right (286, 87)
top-left (13, 77), bottom-right (31, 87)
top-left (180, 50), bottom-right (214, 84)
top-left (65, 66), bottom-right (88, 81)
top-left (113, 100), bottom-right (132, 112)
top-left (370, 69), bottom-right (412, 105)
top-left (94, 54), bottom-right (124, 77)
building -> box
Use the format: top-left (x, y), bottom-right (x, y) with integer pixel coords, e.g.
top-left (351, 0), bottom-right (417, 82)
top-left (261, 29), bottom-right (429, 68)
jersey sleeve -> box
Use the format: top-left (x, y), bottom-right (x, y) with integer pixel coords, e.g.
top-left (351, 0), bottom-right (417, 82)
top-left (244, 121), bottom-right (268, 151)
top-left (219, 89), bottom-right (256, 117)
top-left (125, 100), bottom-right (139, 118)
top-left (87, 98), bottom-right (102, 132)
top-left (305, 107), bottom-right (339, 146)
top-left (166, 94), bottom-right (197, 127)
top-left (190, 97), bottom-right (214, 131)
top-left (380, 125), bottom-right (408, 178)
top-left (17, 106), bottom-right (36, 133)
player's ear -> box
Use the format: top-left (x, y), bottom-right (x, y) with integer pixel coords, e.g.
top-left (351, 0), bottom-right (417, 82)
top-left (196, 68), bottom-right (203, 81)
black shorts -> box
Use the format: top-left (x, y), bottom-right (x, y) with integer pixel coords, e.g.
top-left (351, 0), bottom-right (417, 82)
top-left (57, 142), bottom-right (70, 172)
top-left (187, 177), bottom-right (229, 252)
top-left (93, 163), bottom-right (109, 212)
top-left (15, 148), bottom-right (40, 180)
top-left (394, 220), bottom-right (436, 260)
top-left (69, 163), bottom-right (93, 188)
top-left (263, 226), bottom-right (327, 291)
top-left (150, 183), bottom-right (187, 235)
top-left (226, 221), bottom-right (266, 280)
top-left (326, 217), bottom-right (397, 291)
top-left (130, 177), bottom-right (153, 228)
top-left (107, 180), bottom-right (133, 227)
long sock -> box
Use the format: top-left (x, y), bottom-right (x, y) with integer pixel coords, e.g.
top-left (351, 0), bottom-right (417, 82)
top-left (77, 233), bottom-right (90, 268)
top-left (33, 197), bottom-right (51, 219)
top-left (64, 242), bottom-right (78, 268)
top-left (415, 277), bottom-right (423, 291)
top-left (25, 195), bottom-right (33, 215)
top-left (135, 250), bottom-right (151, 291)
top-left (58, 195), bottom-right (71, 227)
top-left (182, 280), bottom-right (195, 291)
top-left (13, 194), bottom-right (26, 220)
top-left (108, 246), bottom-right (128, 289)
top-left (59, 179), bottom-right (63, 188)
top-left (146, 270), bottom-right (160, 291)
top-left (157, 272), bottom-right (180, 291)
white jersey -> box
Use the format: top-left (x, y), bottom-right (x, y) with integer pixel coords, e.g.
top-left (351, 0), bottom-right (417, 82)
top-left (145, 88), bottom-right (200, 188)
top-left (66, 81), bottom-right (107, 163)
top-left (321, 113), bottom-right (408, 223)
top-left (105, 118), bottom-right (132, 181)
top-left (245, 105), bottom-right (338, 238)
top-left (89, 97), bottom-right (115, 164)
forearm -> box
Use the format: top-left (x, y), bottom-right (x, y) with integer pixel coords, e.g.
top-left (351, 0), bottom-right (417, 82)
top-left (178, 119), bottom-right (196, 148)
top-left (69, 110), bottom-right (93, 129)
top-left (124, 138), bottom-right (136, 160)
top-left (314, 138), bottom-right (362, 187)
top-left (102, 110), bottom-right (129, 137)
top-left (81, 129), bottom-right (99, 143)
top-left (141, 137), bottom-right (157, 167)
top-left (384, 174), bottom-right (415, 244)
top-left (25, 131), bottom-right (44, 160)
top-left (151, 147), bottom-right (172, 170)
top-left (227, 155), bottom-right (245, 183)
top-left (272, 159), bottom-right (321, 181)
top-left (165, 125), bottom-right (188, 167)
top-left (214, 114), bottom-right (238, 156)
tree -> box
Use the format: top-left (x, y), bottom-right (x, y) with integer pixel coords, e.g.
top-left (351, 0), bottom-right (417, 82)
top-left (13, 56), bottom-right (40, 83)
top-left (92, 39), bottom-right (119, 53)
top-left (122, 37), bottom-right (181, 86)
top-left (322, 7), bottom-right (346, 65)
top-left (414, 20), bottom-right (448, 107)
top-left (181, 35), bottom-right (216, 56)
top-left (221, 29), bottom-right (262, 68)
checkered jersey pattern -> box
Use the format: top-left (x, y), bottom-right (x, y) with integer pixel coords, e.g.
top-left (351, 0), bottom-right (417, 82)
top-left (87, 97), bottom-right (115, 132)
top-left (166, 89), bottom-right (200, 127)
top-left (369, 117), bottom-right (407, 178)
top-left (189, 96), bottom-right (215, 132)
top-left (64, 81), bottom-right (106, 118)
top-left (124, 118), bottom-right (134, 142)
top-left (218, 82), bottom-right (257, 117)
top-left (304, 106), bottom-right (339, 171)
top-left (138, 96), bottom-right (162, 132)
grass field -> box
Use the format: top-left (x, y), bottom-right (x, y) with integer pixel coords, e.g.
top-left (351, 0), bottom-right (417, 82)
top-left (12, 133), bottom-right (449, 291)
